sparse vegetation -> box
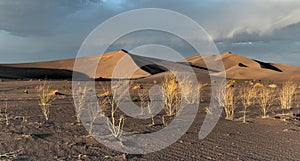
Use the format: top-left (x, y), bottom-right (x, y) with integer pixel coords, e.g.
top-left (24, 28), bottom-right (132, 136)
top-left (257, 86), bottom-right (276, 118)
top-left (215, 80), bottom-right (236, 120)
top-left (73, 83), bottom-right (107, 134)
top-left (73, 84), bottom-right (88, 124)
top-left (87, 98), bottom-right (103, 135)
top-left (224, 86), bottom-right (236, 120)
top-left (132, 84), bottom-right (143, 90)
top-left (279, 81), bottom-right (297, 112)
top-left (138, 89), bottom-right (149, 115)
top-left (239, 83), bottom-right (256, 123)
top-left (138, 89), bottom-right (155, 125)
top-left (146, 104), bottom-right (155, 126)
top-left (161, 73), bottom-right (182, 116)
top-left (161, 115), bottom-right (167, 127)
top-left (179, 76), bottom-right (200, 104)
top-left (37, 81), bottom-right (54, 121)
top-left (105, 90), bottom-right (125, 138)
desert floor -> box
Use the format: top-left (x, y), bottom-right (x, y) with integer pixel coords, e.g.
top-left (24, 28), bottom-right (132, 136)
top-left (0, 80), bottom-right (300, 160)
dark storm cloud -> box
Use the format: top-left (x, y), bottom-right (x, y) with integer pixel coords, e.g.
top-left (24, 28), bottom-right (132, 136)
top-left (2, 0), bottom-right (300, 39)
top-left (122, 0), bottom-right (300, 42)
top-left (0, 0), bottom-right (87, 36)
top-left (0, 0), bottom-right (129, 37)
top-left (0, 0), bottom-right (300, 64)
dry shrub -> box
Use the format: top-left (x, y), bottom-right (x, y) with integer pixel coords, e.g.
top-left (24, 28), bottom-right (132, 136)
top-left (87, 100), bottom-right (103, 134)
top-left (257, 86), bottom-right (276, 118)
top-left (239, 83), bottom-right (256, 123)
top-left (161, 115), bottom-right (167, 127)
top-left (132, 84), bottom-right (143, 90)
top-left (279, 81), bottom-right (297, 112)
top-left (138, 89), bottom-right (155, 126)
top-left (161, 73), bottom-right (181, 116)
top-left (179, 76), bottom-right (200, 104)
top-left (224, 86), bottom-right (235, 120)
top-left (37, 81), bottom-right (54, 121)
top-left (105, 87), bottom-right (125, 138)
top-left (86, 87), bottom-right (109, 135)
top-left (73, 84), bottom-right (88, 124)
top-left (215, 80), bottom-right (236, 120)
top-left (138, 89), bottom-right (149, 109)
top-left (73, 83), bottom-right (107, 134)
top-left (161, 73), bottom-right (201, 116)
top-left (98, 91), bottom-right (111, 97)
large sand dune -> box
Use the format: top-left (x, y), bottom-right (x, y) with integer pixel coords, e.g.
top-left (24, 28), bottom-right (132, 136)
top-left (182, 52), bottom-right (300, 81)
top-left (0, 50), bottom-right (299, 81)
top-left (0, 50), bottom-right (173, 79)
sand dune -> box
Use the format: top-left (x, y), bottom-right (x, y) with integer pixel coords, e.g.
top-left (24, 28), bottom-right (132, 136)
top-left (0, 50), bottom-right (158, 79)
top-left (0, 50), bottom-right (196, 80)
top-left (1, 50), bottom-right (299, 81)
top-left (182, 52), bottom-right (300, 81)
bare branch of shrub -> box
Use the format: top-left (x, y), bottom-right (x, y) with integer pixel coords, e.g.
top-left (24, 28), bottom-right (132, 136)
top-left (215, 80), bottom-right (236, 120)
top-left (179, 75), bottom-right (200, 104)
top-left (279, 81), bottom-right (297, 112)
top-left (73, 84), bottom-right (88, 124)
top-left (37, 81), bottom-right (54, 121)
top-left (257, 86), bottom-right (276, 118)
top-left (105, 85), bottom-right (125, 138)
top-left (161, 73), bottom-right (182, 116)
top-left (138, 89), bottom-right (155, 126)
top-left (239, 83), bottom-right (256, 123)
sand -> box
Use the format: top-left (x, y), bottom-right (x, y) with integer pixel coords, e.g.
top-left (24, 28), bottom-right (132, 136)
top-left (0, 80), bottom-right (300, 160)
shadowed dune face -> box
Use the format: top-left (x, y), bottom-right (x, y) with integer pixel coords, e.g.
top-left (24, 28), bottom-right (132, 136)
top-left (0, 66), bottom-right (89, 80)
top-left (253, 60), bottom-right (282, 72)
top-left (139, 64), bottom-right (167, 74)
top-left (238, 63), bottom-right (248, 67)
top-left (0, 50), bottom-right (299, 81)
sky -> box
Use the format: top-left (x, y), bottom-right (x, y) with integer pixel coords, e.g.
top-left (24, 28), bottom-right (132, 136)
top-left (0, 0), bottom-right (300, 65)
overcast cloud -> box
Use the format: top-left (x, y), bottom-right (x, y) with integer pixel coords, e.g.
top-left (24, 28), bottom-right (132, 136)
top-left (0, 0), bottom-right (300, 65)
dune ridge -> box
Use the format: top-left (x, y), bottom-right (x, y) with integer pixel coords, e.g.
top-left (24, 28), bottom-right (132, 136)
top-left (182, 52), bottom-right (300, 81)
top-left (0, 50), bottom-right (299, 81)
